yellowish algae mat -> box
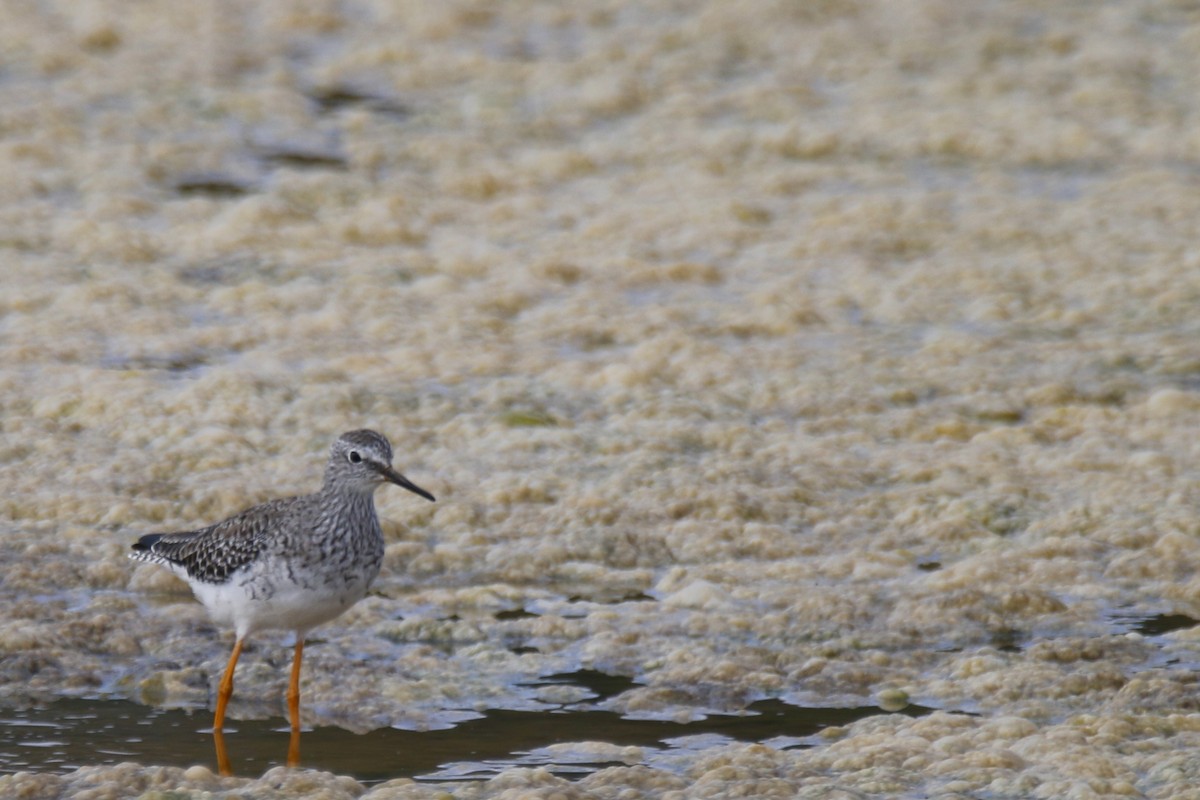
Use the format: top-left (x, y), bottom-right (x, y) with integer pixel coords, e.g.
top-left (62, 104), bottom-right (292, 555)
top-left (4, 0), bottom-right (1200, 797)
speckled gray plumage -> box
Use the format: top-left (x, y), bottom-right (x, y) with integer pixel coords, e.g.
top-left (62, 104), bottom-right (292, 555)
top-left (129, 429), bottom-right (434, 636)
top-left (132, 498), bottom-right (295, 583)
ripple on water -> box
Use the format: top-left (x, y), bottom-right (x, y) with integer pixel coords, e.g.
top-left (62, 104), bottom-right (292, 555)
top-left (0, 684), bottom-right (937, 782)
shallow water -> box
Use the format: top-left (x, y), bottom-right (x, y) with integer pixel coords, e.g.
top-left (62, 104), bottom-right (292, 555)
top-left (0, 691), bottom-right (934, 782)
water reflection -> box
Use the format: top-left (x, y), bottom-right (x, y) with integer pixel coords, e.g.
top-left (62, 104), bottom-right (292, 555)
top-left (1, 694), bottom-right (936, 781)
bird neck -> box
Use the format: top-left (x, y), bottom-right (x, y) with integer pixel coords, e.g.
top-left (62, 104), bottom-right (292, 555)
top-left (321, 477), bottom-right (379, 504)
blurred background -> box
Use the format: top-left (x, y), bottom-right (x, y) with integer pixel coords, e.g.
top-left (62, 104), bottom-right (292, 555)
top-left (3, 1), bottom-right (1200, 797)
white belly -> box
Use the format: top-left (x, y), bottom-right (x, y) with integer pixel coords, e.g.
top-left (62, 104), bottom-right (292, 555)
top-left (189, 566), bottom-right (375, 638)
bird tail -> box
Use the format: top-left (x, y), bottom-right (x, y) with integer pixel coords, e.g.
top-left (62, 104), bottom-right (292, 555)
top-left (131, 533), bottom-right (164, 552)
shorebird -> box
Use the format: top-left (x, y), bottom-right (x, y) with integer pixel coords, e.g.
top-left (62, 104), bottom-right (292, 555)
top-left (130, 429), bottom-right (435, 749)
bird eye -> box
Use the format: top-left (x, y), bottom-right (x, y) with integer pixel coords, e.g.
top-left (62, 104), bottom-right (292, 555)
top-left (348, 451), bottom-right (362, 464)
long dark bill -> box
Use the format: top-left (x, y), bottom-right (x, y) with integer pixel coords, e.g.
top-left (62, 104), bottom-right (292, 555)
top-left (379, 465), bottom-right (436, 502)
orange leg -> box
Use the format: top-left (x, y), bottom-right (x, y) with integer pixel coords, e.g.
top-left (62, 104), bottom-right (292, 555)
top-left (286, 638), bottom-right (304, 767)
top-left (213, 637), bottom-right (244, 732)
top-left (287, 725), bottom-right (301, 769)
top-left (213, 727), bottom-right (232, 776)
top-left (287, 638), bottom-right (304, 731)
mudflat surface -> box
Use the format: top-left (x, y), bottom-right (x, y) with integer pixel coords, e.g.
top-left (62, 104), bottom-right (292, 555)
top-left (4, 1), bottom-right (1200, 797)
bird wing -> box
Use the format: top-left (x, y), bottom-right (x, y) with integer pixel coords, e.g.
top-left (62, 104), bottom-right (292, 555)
top-left (130, 497), bottom-right (299, 584)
